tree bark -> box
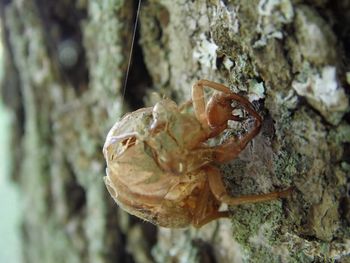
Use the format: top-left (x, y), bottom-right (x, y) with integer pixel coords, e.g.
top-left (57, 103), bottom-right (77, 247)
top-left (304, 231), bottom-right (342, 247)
top-left (1, 0), bottom-right (350, 262)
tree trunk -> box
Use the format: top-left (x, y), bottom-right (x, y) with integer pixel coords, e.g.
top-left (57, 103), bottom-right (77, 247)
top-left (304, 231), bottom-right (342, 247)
top-left (1, 0), bottom-right (350, 262)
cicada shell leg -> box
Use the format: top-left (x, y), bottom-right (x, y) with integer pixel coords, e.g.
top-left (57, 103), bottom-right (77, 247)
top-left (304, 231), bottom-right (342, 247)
top-left (191, 180), bottom-right (230, 228)
top-left (206, 166), bottom-right (291, 206)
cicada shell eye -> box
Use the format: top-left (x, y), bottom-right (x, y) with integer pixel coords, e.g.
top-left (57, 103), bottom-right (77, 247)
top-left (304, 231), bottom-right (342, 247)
top-left (103, 134), bottom-right (137, 162)
top-left (120, 136), bottom-right (136, 149)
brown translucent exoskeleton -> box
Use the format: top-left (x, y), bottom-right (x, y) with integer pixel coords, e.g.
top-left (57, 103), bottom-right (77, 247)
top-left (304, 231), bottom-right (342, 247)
top-left (103, 80), bottom-right (291, 228)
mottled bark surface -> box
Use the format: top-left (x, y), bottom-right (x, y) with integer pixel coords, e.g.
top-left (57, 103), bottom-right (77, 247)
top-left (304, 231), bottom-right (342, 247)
top-left (1, 0), bottom-right (350, 262)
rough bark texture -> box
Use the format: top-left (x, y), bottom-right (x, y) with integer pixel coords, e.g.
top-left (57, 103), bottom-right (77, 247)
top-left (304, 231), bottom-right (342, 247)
top-left (1, 0), bottom-right (350, 262)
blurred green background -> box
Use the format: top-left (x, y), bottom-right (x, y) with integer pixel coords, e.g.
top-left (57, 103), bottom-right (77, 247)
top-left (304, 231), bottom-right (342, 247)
top-left (0, 24), bottom-right (22, 263)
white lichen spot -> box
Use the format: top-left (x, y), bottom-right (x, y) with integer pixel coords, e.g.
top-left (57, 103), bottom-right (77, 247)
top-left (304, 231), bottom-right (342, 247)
top-left (223, 57), bottom-right (234, 71)
top-left (292, 66), bottom-right (349, 125)
top-left (231, 109), bottom-right (244, 119)
top-left (248, 80), bottom-right (265, 101)
top-left (258, 0), bottom-right (293, 21)
top-left (275, 89), bottom-right (299, 110)
top-left (254, 0), bottom-right (294, 47)
top-left (193, 33), bottom-right (218, 71)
